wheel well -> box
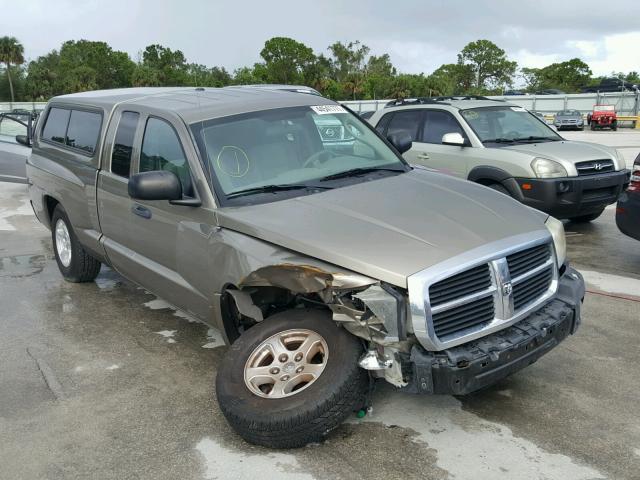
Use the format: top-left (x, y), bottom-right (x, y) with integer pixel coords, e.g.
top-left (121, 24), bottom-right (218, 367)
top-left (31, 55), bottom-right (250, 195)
top-left (474, 178), bottom-right (501, 187)
top-left (44, 195), bottom-right (59, 227)
top-left (220, 284), bottom-right (331, 344)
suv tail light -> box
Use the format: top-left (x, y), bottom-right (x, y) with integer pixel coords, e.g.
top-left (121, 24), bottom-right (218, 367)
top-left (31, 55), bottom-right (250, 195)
top-left (629, 157), bottom-right (640, 192)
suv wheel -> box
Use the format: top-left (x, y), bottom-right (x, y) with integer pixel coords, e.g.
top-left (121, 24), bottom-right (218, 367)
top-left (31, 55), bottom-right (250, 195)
top-left (216, 308), bottom-right (369, 448)
top-left (51, 205), bottom-right (101, 282)
top-left (569, 208), bottom-right (605, 223)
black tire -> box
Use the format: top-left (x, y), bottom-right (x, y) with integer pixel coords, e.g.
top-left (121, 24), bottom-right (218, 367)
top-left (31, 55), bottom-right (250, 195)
top-left (569, 208), bottom-right (605, 223)
top-left (487, 183), bottom-right (511, 196)
top-left (216, 308), bottom-right (368, 449)
top-left (51, 205), bottom-right (101, 282)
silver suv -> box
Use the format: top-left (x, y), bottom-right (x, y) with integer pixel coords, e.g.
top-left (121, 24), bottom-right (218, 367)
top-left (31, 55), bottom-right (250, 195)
top-left (369, 97), bottom-right (629, 222)
top-left (27, 88), bottom-right (585, 448)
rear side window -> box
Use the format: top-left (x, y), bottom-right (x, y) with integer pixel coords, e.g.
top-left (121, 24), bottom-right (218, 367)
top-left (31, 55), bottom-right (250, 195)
top-left (111, 112), bottom-right (139, 178)
top-left (386, 110), bottom-right (422, 141)
top-left (42, 108), bottom-right (70, 145)
top-left (140, 117), bottom-right (193, 197)
top-left (66, 110), bottom-right (102, 154)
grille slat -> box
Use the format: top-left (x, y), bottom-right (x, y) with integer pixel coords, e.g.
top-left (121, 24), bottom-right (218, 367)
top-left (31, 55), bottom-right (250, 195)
top-left (513, 268), bottom-right (553, 310)
top-left (429, 264), bottom-right (491, 307)
top-left (432, 296), bottom-right (494, 338)
top-left (507, 244), bottom-right (551, 278)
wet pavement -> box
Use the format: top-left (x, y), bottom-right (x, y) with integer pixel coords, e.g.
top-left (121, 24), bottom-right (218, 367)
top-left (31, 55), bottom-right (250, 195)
top-left (1, 172), bottom-right (639, 479)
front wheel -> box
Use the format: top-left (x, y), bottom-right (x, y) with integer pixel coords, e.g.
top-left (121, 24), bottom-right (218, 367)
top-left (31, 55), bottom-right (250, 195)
top-left (51, 205), bottom-right (101, 282)
top-left (216, 308), bottom-right (368, 448)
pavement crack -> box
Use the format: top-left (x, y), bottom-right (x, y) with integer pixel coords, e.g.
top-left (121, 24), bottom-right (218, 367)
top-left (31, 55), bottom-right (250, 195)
top-left (26, 347), bottom-right (65, 401)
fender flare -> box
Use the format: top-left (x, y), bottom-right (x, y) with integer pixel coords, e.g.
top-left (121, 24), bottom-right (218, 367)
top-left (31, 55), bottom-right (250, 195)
top-left (467, 166), bottom-right (523, 200)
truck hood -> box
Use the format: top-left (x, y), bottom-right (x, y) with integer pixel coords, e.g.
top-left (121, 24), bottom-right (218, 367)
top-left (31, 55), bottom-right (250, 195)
top-left (216, 169), bottom-right (548, 288)
top-left (501, 140), bottom-right (619, 174)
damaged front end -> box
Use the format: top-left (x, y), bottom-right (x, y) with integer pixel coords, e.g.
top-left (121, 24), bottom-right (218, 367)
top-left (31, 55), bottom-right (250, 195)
top-left (228, 263), bottom-right (414, 388)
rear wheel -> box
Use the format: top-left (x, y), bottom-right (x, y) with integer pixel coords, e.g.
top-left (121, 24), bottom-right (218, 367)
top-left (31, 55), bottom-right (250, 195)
top-left (216, 308), bottom-right (368, 448)
top-left (569, 208), bottom-right (605, 223)
top-left (51, 205), bottom-right (101, 282)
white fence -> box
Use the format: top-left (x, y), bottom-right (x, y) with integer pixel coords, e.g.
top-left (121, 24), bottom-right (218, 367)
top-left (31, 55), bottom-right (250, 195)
top-left (3, 92), bottom-right (640, 116)
top-left (342, 92), bottom-right (640, 115)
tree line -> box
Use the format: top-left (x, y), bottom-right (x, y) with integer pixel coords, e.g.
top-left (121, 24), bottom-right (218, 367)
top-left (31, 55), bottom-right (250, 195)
top-left (1, 35), bottom-right (639, 103)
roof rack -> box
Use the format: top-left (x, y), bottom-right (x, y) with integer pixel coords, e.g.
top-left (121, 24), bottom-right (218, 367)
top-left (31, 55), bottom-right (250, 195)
top-left (384, 95), bottom-right (505, 108)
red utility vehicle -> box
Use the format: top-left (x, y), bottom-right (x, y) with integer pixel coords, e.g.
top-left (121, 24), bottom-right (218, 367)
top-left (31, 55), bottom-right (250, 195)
top-left (587, 105), bottom-right (617, 131)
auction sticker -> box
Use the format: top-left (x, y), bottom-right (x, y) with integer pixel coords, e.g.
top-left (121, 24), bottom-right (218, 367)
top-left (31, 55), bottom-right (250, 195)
top-left (511, 106), bottom-right (526, 112)
top-left (311, 105), bottom-right (347, 115)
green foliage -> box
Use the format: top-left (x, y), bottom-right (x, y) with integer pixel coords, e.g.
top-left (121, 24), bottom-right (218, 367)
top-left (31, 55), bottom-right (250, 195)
top-left (457, 39), bottom-right (517, 91)
top-left (6, 34), bottom-right (639, 103)
top-left (522, 58), bottom-right (592, 93)
top-left (259, 37), bottom-right (315, 84)
top-left (0, 36), bottom-right (25, 102)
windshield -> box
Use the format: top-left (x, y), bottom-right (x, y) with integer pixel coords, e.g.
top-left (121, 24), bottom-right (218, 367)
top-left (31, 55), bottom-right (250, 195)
top-left (460, 106), bottom-right (561, 146)
top-left (191, 105), bottom-right (407, 205)
top-left (557, 110), bottom-right (580, 116)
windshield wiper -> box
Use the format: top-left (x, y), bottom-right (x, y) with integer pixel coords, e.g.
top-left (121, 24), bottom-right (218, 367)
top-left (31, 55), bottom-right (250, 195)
top-left (482, 138), bottom-right (515, 144)
top-left (512, 136), bottom-right (559, 142)
top-left (319, 167), bottom-right (406, 182)
top-left (226, 184), bottom-right (332, 199)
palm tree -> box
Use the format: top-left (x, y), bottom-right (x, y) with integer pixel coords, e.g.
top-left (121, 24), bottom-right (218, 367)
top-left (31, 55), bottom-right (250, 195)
top-left (0, 36), bottom-right (25, 103)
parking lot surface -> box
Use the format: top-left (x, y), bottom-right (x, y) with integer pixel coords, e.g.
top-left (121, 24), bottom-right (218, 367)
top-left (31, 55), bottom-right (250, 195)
top-left (1, 131), bottom-right (640, 480)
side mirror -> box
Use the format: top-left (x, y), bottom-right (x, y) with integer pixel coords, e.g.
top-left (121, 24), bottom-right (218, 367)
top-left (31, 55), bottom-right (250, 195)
top-left (441, 132), bottom-right (466, 147)
top-left (16, 135), bottom-right (31, 147)
top-left (128, 171), bottom-right (182, 201)
top-left (387, 133), bottom-right (412, 154)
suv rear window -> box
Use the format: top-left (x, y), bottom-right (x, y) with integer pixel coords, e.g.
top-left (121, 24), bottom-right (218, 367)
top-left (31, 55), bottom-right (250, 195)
top-left (42, 108), bottom-right (70, 145)
top-left (66, 110), bottom-right (102, 154)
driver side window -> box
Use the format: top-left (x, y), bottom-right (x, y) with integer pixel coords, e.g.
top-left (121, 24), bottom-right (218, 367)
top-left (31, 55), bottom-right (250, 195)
top-left (140, 117), bottom-right (194, 197)
top-left (421, 110), bottom-right (465, 144)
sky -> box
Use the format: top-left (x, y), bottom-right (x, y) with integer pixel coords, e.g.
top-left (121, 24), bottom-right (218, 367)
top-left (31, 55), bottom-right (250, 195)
top-left (1, 0), bottom-right (639, 78)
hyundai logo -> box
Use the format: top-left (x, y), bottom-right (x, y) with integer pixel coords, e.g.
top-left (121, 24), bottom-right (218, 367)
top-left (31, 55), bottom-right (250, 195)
top-left (593, 163), bottom-right (604, 171)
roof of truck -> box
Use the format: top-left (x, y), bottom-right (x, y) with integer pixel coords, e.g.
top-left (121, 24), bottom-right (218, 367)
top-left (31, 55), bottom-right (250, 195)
top-left (50, 87), bottom-right (335, 123)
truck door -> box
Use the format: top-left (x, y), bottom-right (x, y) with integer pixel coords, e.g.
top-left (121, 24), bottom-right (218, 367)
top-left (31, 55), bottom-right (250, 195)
top-left (97, 109), bottom-right (212, 320)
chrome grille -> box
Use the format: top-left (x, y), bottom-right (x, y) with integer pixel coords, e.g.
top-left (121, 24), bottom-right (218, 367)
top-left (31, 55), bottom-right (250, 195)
top-left (576, 159), bottom-right (614, 176)
top-left (423, 240), bottom-right (557, 343)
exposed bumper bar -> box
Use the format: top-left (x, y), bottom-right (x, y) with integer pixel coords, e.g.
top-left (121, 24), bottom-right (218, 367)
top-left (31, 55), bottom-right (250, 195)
top-left (402, 266), bottom-right (585, 395)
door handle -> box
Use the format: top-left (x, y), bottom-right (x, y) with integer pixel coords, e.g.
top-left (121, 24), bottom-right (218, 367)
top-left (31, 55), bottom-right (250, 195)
top-left (131, 204), bottom-right (152, 219)
top-left (417, 153), bottom-right (430, 160)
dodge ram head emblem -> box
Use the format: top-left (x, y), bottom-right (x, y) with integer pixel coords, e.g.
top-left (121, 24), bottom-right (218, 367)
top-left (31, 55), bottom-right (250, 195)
top-left (502, 282), bottom-right (513, 296)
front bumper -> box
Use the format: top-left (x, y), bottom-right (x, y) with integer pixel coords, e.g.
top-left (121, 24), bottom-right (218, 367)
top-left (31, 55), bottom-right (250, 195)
top-left (509, 170), bottom-right (630, 218)
top-left (402, 266), bottom-right (584, 395)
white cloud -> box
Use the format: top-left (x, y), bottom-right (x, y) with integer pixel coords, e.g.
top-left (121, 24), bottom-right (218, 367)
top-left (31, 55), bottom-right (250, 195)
top-left (574, 32), bottom-right (640, 75)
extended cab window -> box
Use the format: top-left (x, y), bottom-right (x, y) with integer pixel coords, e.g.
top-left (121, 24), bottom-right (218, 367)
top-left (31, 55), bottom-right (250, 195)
top-left (421, 110), bottom-right (464, 144)
top-left (42, 108), bottom-right (70, 145)
top-left (111, 112), bottom-right (139, 178)
top-left (140, 117), bottom-right (194, 197)
top-left (66, 110), bottom-right (102, 154)
top-left (386, 110), bottom-right (422, 141)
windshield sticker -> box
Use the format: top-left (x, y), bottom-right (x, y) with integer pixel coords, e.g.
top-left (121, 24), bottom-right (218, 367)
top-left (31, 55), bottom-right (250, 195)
top-left (311, 105), bottom-right (347, 115)
top-left (462, 110), bottom-right (479, 120)
top-left (511, 107), bottom-right (526, 112)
